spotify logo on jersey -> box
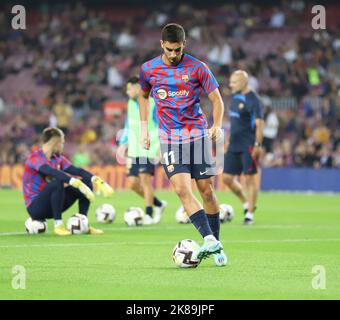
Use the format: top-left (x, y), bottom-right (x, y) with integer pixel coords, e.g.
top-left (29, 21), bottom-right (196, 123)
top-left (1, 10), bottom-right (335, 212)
top-left (157, 89), bottom-right (167, 100)
top-left (156, 89), bottom-right (189, 100)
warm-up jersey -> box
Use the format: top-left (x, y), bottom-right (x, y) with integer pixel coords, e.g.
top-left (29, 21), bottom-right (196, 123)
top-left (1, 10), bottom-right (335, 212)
top-left (228, 91), bottom-right (264, 152)
top-left (23, 149), bottom-right (71, 208)
top-left (139, 53), bottom-right (219, 144)
top-left (119, 98), bottom-right (160, 158)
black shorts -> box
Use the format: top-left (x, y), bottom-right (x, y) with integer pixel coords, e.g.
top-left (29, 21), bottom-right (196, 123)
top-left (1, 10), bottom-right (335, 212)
top-left (223, 147), bottom-right (258, 175)
top-left (160, 137), bottom-right (216, 179)
top-left (126, 157), bottom-right (156, 177)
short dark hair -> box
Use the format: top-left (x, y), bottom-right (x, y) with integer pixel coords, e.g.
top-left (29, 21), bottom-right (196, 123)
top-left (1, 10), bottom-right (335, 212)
top-left (127, 76), bottom-right (139, 85)
top-left (161, 23), bottom-right (185, 43)
top-left (42, 127), bottom-right (64, 143)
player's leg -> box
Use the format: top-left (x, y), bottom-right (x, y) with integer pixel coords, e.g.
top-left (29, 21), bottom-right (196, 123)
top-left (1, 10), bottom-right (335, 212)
top-left (243, 174), bottom-right (257, 224)
top-left (63, 176), bottom-right (92, 215)
top-left (241, 149), bottom-right (259, 225)
top-left (126, 157), bottom-right (144, 196)
top-left (170, 172), bottom-right (218, 250)
top-left (223, 151), bottom-right (249, 214)
top-left (63, 177), bottom-right (103, 234)
top-left (162, 142), bottom-right (222, 260)
top-left (27, 180), bottom-right (70, 236)
top-left (139, 172), bottom-right (155, 224)
top-left (170, 173), bottom-right (215, 240)
top-left (139, 158), bottom-right (167, 224)
top-left (127, 175), bottom-right (165, 214)
top-left (128, 156), bottom-right (166, 224)
top-left (223, 174), bottom-right (247, 204)
top-left (170, 172), bottom-right (203, 215)
top-left (127, 176), bottom-right (144, 197)
top-left (193, 138), bottom-right (227, 266)
top-left (195, 177), bottom-right (220, 240)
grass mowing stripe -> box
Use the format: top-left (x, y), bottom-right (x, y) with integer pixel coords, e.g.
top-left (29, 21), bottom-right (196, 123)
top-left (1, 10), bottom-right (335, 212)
top-left (1, 224), bottom-right (340, 237)
top-left (1, 238), bottom-right (340, 249)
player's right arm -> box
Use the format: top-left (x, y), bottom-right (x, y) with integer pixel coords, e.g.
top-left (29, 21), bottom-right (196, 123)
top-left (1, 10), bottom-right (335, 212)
top-left (116, 117), bottom-right (129, 160)
top-left (251, 95), bottom-right (265, 158)
top-left (138, 63), bottom-right (152, 150)
top-left (118, 118), bottom-right (129, 146)
top-left (38, 165), bottom-right (95, 201)
top-left (207, 88), bottom-right (224, 141)
top-left (138, 89), bottom-right (150, 150)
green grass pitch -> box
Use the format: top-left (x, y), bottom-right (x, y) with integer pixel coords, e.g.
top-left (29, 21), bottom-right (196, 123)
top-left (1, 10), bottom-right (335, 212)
top-left (0, 189), bottom-right (339, 300)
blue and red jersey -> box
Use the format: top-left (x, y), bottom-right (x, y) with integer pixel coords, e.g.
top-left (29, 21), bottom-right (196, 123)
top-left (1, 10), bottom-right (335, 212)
top-left (139, 53), bottom-right (219, 144)
top-left (22, 149), bottom-right (71, 208)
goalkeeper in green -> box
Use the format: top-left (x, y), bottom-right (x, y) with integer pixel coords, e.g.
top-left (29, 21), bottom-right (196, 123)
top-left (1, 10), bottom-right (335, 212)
top-left (118, 76), bottom-right (167, 224)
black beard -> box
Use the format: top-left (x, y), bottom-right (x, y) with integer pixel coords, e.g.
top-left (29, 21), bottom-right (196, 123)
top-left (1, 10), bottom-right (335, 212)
top-left (169, 57), bottom-right (180, 66)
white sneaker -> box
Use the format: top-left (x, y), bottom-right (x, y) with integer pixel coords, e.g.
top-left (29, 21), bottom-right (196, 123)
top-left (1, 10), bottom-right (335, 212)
top-left (194, 235), bottom-right (223, 260)
top-left (214, 250), bottom-right (228, 266)
top-left (143, 214), bottom-right (154, 225)
top-left (153, 200), bottom-right (168, 224)
top-left (244, 212), bottom-right (254, 225)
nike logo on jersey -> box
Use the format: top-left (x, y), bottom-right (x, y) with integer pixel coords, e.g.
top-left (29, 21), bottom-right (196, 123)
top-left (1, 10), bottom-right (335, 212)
top-left (200, 170), bottom-right (209, 175)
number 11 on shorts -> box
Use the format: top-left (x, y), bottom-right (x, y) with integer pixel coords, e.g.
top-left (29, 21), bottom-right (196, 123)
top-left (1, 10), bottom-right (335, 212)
top-left (163, 151), bottom-right (176, 166)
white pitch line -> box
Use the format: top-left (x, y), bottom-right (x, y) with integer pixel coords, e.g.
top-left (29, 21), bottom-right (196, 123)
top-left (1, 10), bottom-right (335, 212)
top-left (0, 232), bottom-right (27, 236)
top-left (1, 223), bottom-right (340, 237)
top-left (0, 238), bottom-right (340, 249)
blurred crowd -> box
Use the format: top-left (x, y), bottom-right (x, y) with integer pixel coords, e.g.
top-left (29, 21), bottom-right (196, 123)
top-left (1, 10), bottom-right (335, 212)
top-left (0, 1), bottom-right (339, 168)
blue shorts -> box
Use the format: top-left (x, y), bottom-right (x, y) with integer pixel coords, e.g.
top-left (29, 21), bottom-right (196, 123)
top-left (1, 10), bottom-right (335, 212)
top-left (126, 157), bottom-right (156, 177)
top-left (160, 137), bottom-right (216, 179)
top-left (27, 179), bottom-right (92, 220)
top-left (223, 147), bottom-right (258, 175)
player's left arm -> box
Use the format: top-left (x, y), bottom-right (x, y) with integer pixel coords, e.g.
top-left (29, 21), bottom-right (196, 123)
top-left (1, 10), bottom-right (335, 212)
top-left (252, 118), bottom-right (264, 158)
top-left (64, 165), bottom-right (114, 197)
top-left (207, 88), bottom-right (224, 141)
top-left (198, 63), bottom-right (224, 140)
top-left (252, 96), bottom-right (265, 158)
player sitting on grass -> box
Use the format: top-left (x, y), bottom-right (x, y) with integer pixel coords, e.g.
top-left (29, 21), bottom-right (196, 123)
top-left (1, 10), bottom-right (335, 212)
top-left (139, 23), bottom-right (227, 266)
top-left (22, 127), bottom-right (113, 236)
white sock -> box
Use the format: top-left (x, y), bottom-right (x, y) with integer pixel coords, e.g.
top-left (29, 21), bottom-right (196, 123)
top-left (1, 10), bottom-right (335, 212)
top-left (204, 235), bottom-right (216, 242)
top-left (245, 212), bottom-right (254, 220)
top-left (243, 202), bottom-right (249, 210)
top-left (54, 220), bottom-right (63, 227)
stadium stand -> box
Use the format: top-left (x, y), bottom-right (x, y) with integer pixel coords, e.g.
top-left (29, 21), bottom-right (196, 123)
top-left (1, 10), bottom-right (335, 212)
top-left (0, 1), bottom-right (339, 169)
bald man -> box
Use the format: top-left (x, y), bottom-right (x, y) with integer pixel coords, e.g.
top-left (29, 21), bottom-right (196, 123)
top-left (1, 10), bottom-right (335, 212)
top-left (223, 70), bottom-right (264, 225)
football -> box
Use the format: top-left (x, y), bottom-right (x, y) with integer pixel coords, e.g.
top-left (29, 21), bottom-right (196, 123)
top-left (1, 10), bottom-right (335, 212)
top-left (67, 214), bottom-right (89, 234)
top-left (172, 239), bottom-right (201, 268)
top-left (219, 204), bottom-right (234, 223)
top-left (175, 206), bottom-right (190, 224)
top-left (96, 204), bottom-right (116, 224)
top-left (124, 207), bottom-right (144, 226)
top-left (25, 218), bottom-right (48, 234)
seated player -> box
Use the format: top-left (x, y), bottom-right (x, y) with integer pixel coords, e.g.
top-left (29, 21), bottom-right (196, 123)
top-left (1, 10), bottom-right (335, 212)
top-left (22, 127), bottom-right (114, 236)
